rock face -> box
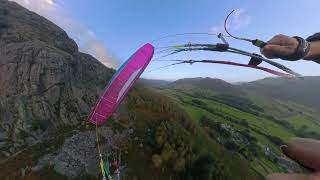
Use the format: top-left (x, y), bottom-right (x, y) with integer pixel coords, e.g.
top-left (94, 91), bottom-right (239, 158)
top-left (30, 126), bottom-right (131, 177)
top-left (0, 0), bottom-right (113, 158)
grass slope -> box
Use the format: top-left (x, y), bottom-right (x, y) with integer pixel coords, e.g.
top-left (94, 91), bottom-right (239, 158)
top-left (157, 83), bottom-right (320, 177)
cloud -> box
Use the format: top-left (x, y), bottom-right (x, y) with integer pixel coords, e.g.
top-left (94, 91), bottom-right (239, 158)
top-left (211, 8), bottom-right (251, 34)
top-left (9, 0), bottom-right (118, 68)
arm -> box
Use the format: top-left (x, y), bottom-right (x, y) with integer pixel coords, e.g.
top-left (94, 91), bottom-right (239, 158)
top-left (304, 40), bottom-right (320, 61)
top-left (261, 33), bottom-right (320, 62)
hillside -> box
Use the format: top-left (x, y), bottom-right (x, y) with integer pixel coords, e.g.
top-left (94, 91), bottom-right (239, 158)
top-left (0, 1), bottom-right (257, 180)
top-left (241, 76), bottom-right (320, 110)
top-left (138, 78), bottom-right (171, 88)
top-left (156, 77), bottom-right (320, 176)
top-left (167, 77), bottom-right (244, 96)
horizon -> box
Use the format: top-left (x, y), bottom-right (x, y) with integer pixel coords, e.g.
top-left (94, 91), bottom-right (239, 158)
top-left (142, 75), bottom-right (319, 84)
top-left (10, 0), bottom-right (320, 82)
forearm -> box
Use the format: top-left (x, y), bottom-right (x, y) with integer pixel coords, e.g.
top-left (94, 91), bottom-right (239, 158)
top-left (303, 41), bottom-right (320, 61)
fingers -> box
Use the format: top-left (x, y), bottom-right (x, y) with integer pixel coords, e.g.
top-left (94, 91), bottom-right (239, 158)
top-left (266, 173), bottom-right (320, 180)
top-left (260, 34), bottom-right (299, 59)
top-left (261, 44), bottom-right (294, 59)
top-left (266, 173), bottom-right (311, 180)
top-left (282, 138), bottom-right (320, 171)
top-left (268, 34), bottom-right (290, 44)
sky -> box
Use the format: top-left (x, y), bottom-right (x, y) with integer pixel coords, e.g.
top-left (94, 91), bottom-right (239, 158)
top-left (10, 0), bottom-right (320, 82)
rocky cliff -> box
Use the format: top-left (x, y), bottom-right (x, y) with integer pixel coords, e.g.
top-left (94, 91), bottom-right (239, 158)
top-left (0, 0), bottom-right (113, 158)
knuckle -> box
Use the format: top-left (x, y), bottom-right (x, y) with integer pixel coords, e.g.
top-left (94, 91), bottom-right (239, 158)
top-left (263, 45), bottom-right (271, 50)
top-left (274, 34), bottom-right (285, 39)
top-left (263, 53), bottom-right (273, 59)
top-left (263, 46), bottom-right (274, 54)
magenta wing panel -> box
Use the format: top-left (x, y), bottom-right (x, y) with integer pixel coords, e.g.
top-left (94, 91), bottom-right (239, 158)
top-left (88, 43), bottom-right (154, 125)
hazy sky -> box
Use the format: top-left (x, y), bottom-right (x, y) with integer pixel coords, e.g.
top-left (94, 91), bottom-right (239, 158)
top-left (12, 0), bottom-right (320, 82)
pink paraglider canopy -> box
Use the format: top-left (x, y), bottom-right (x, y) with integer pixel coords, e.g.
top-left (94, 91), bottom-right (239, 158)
top-left (88, 43), bottom-right (154, 125)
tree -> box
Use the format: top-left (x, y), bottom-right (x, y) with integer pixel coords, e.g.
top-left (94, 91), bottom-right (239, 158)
top-left (174, 157), bottom-right (186, 172)
top-left (152, 154), bottom-right (163, 168)
top-left (186, 154), bottom-right (215, 180)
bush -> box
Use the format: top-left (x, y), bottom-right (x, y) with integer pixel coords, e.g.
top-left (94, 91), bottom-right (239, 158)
top-left (224, 140), bottom-right (239, 151)
top-left (191, 99), bottom-right (208, 109)
top-left (31, 120), bottom-right (41, 131)
top-left (152, 154), bottom-right (162, 168)
top-left (239, 119), bottom-right (249, 127)
top-left (174, 158), bottom-right (186, 172)
top-left (186, 154), bottom-right (215, 180)
top-left (184, 154), bottom-right (232, 180)
top-left (266, 135), bottom-right (284, 146)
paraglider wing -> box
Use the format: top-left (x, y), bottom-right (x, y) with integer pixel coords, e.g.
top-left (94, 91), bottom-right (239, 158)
top-left (89, 43), bottom-right (154, 125)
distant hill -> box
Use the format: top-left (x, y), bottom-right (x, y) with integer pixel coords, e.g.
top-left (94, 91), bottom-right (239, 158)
top-left (240, 76), bottom-right (320, 110)
top-left (166, 76), bottom-right (320, 111)
top-left (168, 77), bottom-right (244, 96)
top-left (159, 76), bottom-right (320, 176)
top-left (138, 78), bottom-right (171, 88)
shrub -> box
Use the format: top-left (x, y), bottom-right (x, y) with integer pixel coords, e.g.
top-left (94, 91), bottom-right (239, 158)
top-left (152, 154), bottom-right (162, 168)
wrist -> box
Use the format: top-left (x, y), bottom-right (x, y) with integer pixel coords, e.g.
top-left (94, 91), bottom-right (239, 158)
top-left (278, 36), bottom-right (310, 61)
top-left (303, 41), bottom-right (320, 62)
top-left (303, 42), bottom-right (314, 60)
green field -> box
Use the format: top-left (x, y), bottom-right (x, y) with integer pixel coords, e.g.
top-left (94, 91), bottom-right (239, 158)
top-left (157, 87), bottom-right (320, 176)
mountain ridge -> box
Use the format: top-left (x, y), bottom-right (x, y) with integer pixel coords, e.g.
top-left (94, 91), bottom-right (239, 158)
top-left (145, 76), bottom-right (320, 112)
top-left (167, 77), bottom-right (244, 96)
top-left (240, 76), bottom-right (320, 110)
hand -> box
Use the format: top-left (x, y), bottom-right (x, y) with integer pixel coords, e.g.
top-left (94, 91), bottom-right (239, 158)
top-left (266, 138), bottom-right (320, 180)
top-left (261, 34), bottom-right (299, 59)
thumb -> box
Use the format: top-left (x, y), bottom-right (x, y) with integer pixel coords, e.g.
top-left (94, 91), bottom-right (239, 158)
top-left (262, 44), bottom-right (294, 59)
top-left (282, 138), bottom-right (320, 171)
